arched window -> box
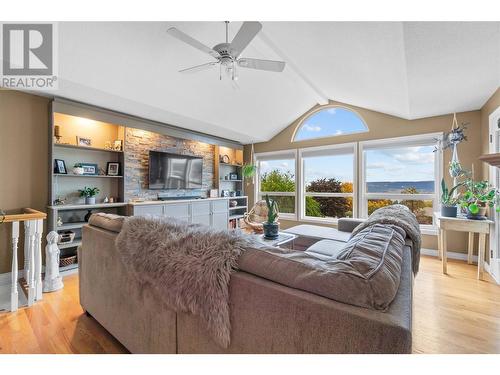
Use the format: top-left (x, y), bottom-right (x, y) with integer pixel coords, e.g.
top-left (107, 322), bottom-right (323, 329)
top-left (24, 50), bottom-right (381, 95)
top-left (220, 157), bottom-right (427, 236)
top-left (293, 106), bottom-right (368, 142)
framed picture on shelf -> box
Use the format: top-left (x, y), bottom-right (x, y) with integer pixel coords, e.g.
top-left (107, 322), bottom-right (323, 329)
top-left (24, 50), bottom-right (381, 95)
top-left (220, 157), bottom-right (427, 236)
top-left (106, 162), bottom-right (120, 176)
top-left (54, 159), bottom-right (67, 174)
top-left (81, 163), bottom-right (98, 175)
top-left (113, 140), bottom-right (123, 151)
top-left (76, 136), bottom-right (92, 147)
top-left (229, 173), bottom-right (239, 180)
top-left (219, 154), bottom-right (230, 164)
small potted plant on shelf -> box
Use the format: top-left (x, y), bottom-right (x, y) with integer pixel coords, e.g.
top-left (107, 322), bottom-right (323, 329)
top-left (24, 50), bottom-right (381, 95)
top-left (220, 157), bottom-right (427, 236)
top-left (78, 186), bottom-right (100, 205)
top-left (73, 163), bottom-right (84, 175)
top-left (263, 194), bottom-right (279, 239)
top-left (440, 178), bottom-right (464, 217)
top-left (459, 179), bottom-right (500, 220)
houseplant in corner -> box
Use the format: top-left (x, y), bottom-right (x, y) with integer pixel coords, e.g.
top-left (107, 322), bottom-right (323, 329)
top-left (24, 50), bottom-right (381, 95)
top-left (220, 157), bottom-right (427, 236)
top-left (459, 179), bottom-right (500, 220)
top-left (440, 178), bottom-right (464, 217)
top-left (79, 186), bottom-right (100, 205)
top-left (263, 194), bottom-right (279, 239)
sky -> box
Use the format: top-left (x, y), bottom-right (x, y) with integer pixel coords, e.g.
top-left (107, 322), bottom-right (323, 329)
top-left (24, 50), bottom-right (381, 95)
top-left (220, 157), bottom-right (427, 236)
top-left (259, 145), bottom-right (435, 186)
top-left (365, 146), bottom-right (435, 182)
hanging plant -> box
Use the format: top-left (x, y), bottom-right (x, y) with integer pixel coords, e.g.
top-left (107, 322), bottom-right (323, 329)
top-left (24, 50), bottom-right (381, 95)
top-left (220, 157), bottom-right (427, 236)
top-left (242, 164), bottom-right (257, 178)
top-left (242, 143), bottom-right (257, 184)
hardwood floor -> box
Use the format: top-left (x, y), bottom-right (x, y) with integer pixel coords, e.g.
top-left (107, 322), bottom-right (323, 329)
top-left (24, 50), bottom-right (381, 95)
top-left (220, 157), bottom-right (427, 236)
top-left (0, 256), bottom-right (499, 354)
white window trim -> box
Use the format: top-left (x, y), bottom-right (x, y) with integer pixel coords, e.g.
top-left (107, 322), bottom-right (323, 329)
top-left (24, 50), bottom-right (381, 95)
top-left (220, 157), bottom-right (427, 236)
top-left (254, 149), bottom-right (298, 221)
top-left (298, 143), bottom-right (358, 224)
top-left (359, 132), bottom-right (443, 234)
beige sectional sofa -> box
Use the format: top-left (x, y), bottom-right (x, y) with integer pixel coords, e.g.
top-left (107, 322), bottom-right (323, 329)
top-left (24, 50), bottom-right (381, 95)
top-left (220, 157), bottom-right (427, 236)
top-left (79, 217), bottom-right (414, 354)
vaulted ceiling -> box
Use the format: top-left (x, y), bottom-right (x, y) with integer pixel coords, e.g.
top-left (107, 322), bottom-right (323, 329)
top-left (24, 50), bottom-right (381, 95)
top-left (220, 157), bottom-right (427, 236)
top-left (42, 22), bottom-right (500, 143)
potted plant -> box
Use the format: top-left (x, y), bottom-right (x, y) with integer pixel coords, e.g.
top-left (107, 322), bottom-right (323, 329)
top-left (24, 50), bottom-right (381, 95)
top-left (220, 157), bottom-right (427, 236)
top-left (440, 178), bottom-right (463, 217)
top-left (242, 164), bottom-right (256, 180)
top-left (263, 194), bottom-right (279, 239)
top-left (79, 186), bottom-right (100, 205)
top-left (73, 163), bottom-right (84, 175)
top-left (459, 179), bottom-right (500, 220)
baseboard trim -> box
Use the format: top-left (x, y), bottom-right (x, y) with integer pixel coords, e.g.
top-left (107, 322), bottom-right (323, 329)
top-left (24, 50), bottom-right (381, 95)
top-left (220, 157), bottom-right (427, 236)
top-left (420, 248), bottom-right (478, 263)
top-left (484, 262), bottom-right (500, 284)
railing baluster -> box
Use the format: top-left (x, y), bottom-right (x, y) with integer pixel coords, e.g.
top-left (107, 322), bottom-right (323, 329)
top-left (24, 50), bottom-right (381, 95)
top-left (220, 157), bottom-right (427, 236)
top-left (27, 220), bottom-right (36, 306)
top-left (34, 219), bottom-right (43, 301)
top-left (10, 221), bottom-right (20, 312)
top-left (24, 221), bottom-right (30, 286)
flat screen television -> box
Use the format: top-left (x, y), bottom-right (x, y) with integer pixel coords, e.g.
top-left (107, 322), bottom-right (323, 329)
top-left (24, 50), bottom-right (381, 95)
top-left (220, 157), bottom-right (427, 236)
top-left (148, 151), bottom-right (203, 189)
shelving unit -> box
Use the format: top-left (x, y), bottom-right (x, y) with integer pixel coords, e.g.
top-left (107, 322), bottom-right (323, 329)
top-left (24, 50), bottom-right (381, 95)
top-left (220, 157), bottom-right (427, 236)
top-left (48, 109), bottom-right (127, 272)
top-left (227, 196), bottom-right (248, 229)
top-left (53, 174), bottom-right (123, 178)
top-left (214, 146), bottom-right (248, 228)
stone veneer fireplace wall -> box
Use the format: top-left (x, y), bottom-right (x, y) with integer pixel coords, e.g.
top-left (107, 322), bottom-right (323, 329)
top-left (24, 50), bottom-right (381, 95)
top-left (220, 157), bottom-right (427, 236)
top-left (124, 128), bottom-right (215, 200)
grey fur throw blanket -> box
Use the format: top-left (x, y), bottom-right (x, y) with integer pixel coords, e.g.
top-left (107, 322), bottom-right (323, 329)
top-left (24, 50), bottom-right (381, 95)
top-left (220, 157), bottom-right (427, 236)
top-left (115, 216), bottom-right (249, 348)
top-left (350, 205), bottom-right (421, 273)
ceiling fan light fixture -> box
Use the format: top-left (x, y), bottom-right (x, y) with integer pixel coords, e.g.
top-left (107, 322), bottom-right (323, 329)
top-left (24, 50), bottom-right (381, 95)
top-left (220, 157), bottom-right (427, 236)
top-left (168, 21), bottom-right (286, 80)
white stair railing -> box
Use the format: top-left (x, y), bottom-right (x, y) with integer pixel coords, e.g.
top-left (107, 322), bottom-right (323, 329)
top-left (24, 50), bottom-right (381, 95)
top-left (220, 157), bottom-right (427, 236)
top-left (2, 209), bottom-right (46, 312)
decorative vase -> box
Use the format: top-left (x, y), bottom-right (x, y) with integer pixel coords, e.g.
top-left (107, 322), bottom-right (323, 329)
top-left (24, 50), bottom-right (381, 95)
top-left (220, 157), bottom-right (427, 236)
top-left (466, 206), bottom-right (487, 220)
top-left (441, 205), bottom-right (458, 218)
top-left (263, 221), bottom-right (279, 239)
top-left (73, 167), bottom-right (84, 175)
top-left (85, 197), bottom-right (96, 205)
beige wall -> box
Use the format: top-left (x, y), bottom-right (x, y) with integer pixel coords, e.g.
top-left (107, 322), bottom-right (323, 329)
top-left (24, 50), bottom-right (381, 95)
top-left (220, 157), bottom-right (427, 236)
top-left (0, 90), bottom-right (50, 274)
top-left (244, 100), bottom-right (483, 254)
top-left (480, 88), bottom-right (500, 180)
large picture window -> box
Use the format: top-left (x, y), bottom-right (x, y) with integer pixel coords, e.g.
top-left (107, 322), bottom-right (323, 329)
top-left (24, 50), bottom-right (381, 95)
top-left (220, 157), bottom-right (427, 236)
top-left (254, 133), bottom-right (442, 231)
top-left (300, 144), bottom-right (356, 222)
top-left (360, 134), bottom-right (442, 230)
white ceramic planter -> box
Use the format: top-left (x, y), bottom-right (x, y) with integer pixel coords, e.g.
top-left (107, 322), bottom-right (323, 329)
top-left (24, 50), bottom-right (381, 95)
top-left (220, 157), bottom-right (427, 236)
top-left (85, 197), bottom-right (96, 205)
top-left (73, 167), bottom-right (84, 175)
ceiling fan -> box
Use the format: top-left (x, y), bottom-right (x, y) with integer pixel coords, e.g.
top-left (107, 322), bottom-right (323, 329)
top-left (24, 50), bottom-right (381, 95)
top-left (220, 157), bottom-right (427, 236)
top-left (167, 21), bottom-right (286, 81)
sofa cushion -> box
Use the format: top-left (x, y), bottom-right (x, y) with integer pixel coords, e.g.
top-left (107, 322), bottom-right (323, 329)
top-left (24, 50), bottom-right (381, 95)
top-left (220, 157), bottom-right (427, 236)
top-left (337, 218), bottom-right (365, 233)
top-left (88, 213), bottom-right (124, 233)
top-left (239, 223), bottom-right (407, 310)
top-left (305, 239), bottom-right (346, 260)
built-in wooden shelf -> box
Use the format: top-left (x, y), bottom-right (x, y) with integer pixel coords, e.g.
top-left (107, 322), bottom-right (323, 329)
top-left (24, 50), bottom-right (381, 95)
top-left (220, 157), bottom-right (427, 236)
top-left (48, 202), bottom-right (127, 210)
top-left (479, 153), bottom-right (500, 167)
top-left (219, 163), bottom-right (243, 168)
top-left (58, 240), bottom-right (82, 249)
top-left (220, 179), bottom-right (243, 182)
top-left (229, 206), bottom-right (247, 210)
top-left (54, 143), bottom-right (123, 153)
top-left (229, 214), bottom-right (246, 220)
top-left (57, 221), bottom-right (87, 230)
top-left (53, 174), bottom-right (123, 178)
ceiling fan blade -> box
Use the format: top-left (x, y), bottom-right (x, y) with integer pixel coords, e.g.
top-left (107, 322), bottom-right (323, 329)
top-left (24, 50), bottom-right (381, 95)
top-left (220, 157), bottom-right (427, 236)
top-left (230, 21), bottom-right (262, 58)
top-left (179, 62), bottom-right (218, 74)
top-left (167, 27), bottom-right (220, 59)
top-left (238, 58), bottom-right (286, 72)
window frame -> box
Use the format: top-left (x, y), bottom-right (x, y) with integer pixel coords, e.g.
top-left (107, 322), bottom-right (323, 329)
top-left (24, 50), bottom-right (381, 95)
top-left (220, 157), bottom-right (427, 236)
top-left (298, 142), bottom-right (358, 224)
top-left (359, 132), bottom-right (443, 235)
top-left (292, 105), bottom-right (369, 143)
top-left (254, 149), bottom-right (298, 221)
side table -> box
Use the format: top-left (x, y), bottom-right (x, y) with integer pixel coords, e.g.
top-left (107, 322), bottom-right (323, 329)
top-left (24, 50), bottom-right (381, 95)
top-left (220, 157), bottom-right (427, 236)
top-left (434, 212), bottom-right (494, 280)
